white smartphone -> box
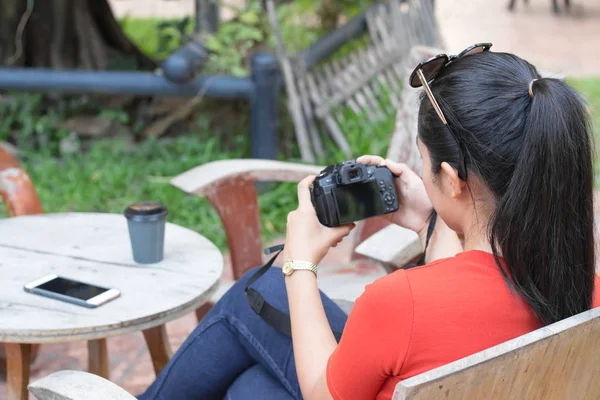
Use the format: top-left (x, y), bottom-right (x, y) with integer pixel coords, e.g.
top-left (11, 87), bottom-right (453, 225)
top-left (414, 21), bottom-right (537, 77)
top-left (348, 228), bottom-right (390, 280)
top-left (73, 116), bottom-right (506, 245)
top-left (24, 274), bottom-right (121, 308)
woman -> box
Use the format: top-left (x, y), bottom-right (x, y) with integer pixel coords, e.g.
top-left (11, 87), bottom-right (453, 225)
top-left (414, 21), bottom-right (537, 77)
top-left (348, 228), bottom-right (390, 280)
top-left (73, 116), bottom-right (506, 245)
top-left (139, 44), bottom-right (600, 399)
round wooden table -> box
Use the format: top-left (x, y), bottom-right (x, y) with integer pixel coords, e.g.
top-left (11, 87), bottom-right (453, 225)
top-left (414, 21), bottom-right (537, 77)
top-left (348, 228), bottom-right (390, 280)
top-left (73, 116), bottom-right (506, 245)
top-left (0, 213), bottom-right (223, 400)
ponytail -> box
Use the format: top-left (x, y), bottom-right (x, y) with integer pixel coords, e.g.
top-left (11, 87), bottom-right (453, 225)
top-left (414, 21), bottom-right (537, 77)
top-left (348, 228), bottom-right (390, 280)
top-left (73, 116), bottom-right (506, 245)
top-left (490, 77), bottom-right (595, 324)
top-left (418, 52), bottom-right (595, 325)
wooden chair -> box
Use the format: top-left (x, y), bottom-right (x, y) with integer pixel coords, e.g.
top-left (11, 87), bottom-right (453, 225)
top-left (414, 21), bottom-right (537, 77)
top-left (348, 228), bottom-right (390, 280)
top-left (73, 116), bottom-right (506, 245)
top-left (26, 306), bottom-right (600, 399)
top-left (0, 148), bottom-right (111, 385)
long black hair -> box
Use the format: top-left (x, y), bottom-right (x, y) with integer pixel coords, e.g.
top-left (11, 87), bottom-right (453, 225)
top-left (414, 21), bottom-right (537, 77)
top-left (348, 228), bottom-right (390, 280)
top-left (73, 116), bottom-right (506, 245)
top-left (418, 51), bottom-right (595, 325)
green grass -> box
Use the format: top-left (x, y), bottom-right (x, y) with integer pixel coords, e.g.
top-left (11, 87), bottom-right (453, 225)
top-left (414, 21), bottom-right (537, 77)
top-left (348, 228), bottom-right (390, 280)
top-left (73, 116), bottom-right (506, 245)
top-left (570, 77), bottom-right (600, 135)
top-left (20, 134), bottom-right (240, 249)
top-left (569, 77), bottom-right (600, 184)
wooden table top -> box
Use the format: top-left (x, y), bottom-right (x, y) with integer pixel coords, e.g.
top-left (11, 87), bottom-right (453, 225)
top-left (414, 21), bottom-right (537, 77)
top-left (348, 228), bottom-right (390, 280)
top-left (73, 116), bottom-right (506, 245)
top-left (0, 213), bottom-right (223, 344)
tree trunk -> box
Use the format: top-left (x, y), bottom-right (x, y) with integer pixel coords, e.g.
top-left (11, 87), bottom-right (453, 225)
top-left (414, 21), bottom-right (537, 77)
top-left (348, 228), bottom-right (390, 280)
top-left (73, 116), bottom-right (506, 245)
top-left (0, 0), bottom-right (155, 69)
top-left (0, 0), bottom-right (26, 66)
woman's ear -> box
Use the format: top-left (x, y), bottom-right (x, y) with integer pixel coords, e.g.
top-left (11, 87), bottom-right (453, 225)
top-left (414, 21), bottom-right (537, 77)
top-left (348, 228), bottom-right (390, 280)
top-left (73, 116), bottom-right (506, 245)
top-left (440, 162), bottom-right (464, 199)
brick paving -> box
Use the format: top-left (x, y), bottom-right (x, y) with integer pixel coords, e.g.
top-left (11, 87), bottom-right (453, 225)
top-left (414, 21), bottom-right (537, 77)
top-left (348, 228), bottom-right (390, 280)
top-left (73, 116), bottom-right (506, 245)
top-left (2, 0), bottom-right (600, 398)
top-left (0, 315), bottom-right (199, 399)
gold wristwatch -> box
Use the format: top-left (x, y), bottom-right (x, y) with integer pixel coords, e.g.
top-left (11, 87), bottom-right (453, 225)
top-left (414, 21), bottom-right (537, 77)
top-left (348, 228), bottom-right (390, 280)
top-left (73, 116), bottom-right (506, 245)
top-left (282, 260), bottom-right (318, 277)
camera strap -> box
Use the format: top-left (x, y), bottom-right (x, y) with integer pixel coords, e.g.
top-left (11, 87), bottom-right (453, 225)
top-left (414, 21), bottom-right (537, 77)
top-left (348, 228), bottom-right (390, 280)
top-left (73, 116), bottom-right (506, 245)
top-left (244, 212), bottom-right (437, 341)
top-left (408, 210), bottom-right (437, 268)
top-left (245, 244), bottom-right (343, 342)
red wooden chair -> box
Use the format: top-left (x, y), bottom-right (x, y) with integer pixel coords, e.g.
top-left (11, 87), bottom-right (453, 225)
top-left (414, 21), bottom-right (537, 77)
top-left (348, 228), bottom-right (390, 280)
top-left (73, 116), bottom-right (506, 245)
top-left (0, 148), bottom-right (44, 368)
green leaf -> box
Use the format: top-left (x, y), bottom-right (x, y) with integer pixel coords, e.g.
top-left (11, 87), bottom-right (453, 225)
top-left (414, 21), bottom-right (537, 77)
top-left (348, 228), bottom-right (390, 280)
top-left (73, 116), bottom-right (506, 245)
top-left (160, 26), bottom-right (183, 42)
top-left (206, 35), bottom-right (223, 52)
top-left (231, 65), bottom-right (248, 77)
top-left (235, 26), bottom-right (264, 42)
top-left (239, 11), bottom-right (260, 26)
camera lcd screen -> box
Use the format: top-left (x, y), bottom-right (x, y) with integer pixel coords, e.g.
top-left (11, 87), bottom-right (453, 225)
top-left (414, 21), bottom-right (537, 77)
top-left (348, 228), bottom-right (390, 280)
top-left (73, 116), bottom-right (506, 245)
top-left (333, 181), bottom-right (385, 225)
top-left (36, 277), bottom-right (109, 301)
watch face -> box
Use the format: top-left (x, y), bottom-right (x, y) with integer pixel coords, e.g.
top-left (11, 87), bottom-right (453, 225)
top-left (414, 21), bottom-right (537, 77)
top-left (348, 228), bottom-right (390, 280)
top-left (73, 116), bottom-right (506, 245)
top-left (282, 263), bottom-right (293, 275)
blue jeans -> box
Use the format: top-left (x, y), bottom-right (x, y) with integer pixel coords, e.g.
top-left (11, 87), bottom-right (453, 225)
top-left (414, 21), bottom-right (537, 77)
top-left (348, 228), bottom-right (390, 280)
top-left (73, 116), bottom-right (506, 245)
top-left (138, 267), bottom-right (349, 400)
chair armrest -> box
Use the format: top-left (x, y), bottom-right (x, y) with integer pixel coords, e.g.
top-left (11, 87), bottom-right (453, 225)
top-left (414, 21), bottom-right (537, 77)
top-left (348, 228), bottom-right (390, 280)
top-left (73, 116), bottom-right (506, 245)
top-left (354, 224), bottom-right (422, 267)
top-left (171, 159), bottom-right (324, 197)
top-left (28, 370), bottom-right (136, 400)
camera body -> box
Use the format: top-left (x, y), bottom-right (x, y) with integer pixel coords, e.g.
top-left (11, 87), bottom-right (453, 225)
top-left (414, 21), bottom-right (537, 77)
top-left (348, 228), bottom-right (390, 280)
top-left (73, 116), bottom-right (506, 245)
top-left (310, 160), bottom-right (399, 227)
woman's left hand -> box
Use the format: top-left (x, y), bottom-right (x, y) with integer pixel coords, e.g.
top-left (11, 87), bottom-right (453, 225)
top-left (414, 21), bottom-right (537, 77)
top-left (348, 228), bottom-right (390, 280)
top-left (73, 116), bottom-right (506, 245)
top-left (283, 175), bottom-right (356, 265)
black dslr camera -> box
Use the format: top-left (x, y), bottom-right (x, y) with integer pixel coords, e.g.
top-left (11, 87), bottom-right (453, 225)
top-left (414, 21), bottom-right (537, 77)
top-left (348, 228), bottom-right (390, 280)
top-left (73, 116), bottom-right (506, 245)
top-left (310, 161), bottom-right (399, 227)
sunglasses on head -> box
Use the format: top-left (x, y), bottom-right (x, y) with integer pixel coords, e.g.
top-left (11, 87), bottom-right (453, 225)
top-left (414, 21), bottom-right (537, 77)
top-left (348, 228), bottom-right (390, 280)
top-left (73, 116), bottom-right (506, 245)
top-left (409, 43), bottom-right (493, 180)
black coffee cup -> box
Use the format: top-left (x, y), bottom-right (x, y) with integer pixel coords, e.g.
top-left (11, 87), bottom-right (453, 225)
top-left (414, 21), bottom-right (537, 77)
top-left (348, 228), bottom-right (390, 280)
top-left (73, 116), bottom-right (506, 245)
top-left (124, 201), bottom-right (168, 264)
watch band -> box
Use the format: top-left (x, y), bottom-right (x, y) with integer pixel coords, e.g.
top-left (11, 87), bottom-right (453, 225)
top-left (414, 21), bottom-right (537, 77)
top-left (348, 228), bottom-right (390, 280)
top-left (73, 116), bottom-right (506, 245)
top-left (282, 260), bottom-right (318, 276)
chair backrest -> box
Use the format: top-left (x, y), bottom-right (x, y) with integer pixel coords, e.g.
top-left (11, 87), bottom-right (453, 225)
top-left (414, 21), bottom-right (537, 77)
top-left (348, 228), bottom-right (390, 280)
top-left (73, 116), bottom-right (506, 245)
top-left (393, 307), bottom-right (600, 399)
top-left (0, 148), bottom-right (43, 216)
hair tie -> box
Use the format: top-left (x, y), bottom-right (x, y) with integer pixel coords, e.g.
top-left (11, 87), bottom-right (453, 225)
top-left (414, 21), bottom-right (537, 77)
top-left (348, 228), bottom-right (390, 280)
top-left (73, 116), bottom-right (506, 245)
top-left (528, 79), bottom-right (538, 98)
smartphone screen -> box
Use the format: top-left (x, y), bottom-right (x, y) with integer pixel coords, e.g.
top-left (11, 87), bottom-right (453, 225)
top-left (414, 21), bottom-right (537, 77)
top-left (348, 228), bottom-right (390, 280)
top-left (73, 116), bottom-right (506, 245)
top-left (36, 277), bottom-right (110, 301)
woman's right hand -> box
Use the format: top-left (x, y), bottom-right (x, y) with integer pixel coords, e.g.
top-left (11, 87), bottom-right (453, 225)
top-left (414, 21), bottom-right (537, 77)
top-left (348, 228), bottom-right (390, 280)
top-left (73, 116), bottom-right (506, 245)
top-left (357, 155), bottom-right (433, 234)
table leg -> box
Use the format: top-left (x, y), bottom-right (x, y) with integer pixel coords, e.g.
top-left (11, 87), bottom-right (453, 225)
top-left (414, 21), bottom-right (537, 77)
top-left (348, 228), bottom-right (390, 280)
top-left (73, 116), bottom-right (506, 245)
top-left (143, 325), bottom-right (172, 376)
top-left (88, 338), bottom-right (109, 379)
top-left (5, 343), bottom-right (31, 400)
top-left (1, 343), bottom-right (41, 367)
